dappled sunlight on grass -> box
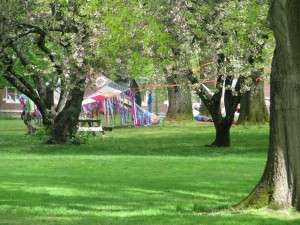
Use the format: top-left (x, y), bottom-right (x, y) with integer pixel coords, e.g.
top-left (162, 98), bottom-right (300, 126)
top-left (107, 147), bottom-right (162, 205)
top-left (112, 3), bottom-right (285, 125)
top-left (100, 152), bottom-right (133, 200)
top-left (0, 183), bottom-right (89, 197)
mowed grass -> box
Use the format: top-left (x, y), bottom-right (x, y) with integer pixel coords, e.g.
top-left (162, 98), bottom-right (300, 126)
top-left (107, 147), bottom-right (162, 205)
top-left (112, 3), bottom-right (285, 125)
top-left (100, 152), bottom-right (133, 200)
top-left (0, 120), bottom-right (299, 225)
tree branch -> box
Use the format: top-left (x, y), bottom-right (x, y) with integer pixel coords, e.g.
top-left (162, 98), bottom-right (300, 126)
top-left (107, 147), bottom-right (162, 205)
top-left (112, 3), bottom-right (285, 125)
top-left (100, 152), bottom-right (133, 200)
top-left (11, 43), bottom-right (30, 66)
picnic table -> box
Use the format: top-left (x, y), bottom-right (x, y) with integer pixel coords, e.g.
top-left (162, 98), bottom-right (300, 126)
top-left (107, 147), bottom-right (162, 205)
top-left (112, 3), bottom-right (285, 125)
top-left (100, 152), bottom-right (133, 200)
top-left (77, 118), bottom-right (104, 136)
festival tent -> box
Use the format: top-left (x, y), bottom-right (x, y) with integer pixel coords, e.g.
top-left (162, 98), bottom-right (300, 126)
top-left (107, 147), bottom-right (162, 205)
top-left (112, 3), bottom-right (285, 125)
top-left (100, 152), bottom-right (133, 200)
top-left (81, 76), bottom-right (162, 127)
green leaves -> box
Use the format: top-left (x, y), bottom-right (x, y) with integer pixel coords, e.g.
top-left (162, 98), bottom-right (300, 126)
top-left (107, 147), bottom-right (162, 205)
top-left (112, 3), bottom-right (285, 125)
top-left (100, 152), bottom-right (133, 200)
top-left (0, 0), bottom-right (274, 96)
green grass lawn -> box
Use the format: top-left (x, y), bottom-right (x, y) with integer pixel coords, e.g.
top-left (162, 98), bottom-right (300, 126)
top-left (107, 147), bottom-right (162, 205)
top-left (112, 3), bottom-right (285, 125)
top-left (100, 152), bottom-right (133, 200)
top-left (0, 120), bottom-right (299, 225)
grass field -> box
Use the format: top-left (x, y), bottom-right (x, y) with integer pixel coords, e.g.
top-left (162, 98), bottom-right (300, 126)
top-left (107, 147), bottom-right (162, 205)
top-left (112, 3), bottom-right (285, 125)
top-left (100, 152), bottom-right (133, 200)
top-left (0, 120), bottom-right (299, 225)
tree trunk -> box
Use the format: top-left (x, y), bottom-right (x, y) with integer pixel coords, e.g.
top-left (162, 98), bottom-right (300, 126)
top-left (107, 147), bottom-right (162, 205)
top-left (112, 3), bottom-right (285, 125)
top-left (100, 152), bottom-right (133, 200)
top-left (166, 75), bottom-right (193, 120)
top-left (210, 76), bottom-right (240, 147)
top-left (188, 73), bottom-right (240, 147)
top-left (238, 0), bottom-right (300, 210)
top-left (211, 118), bottom-right (231, 147)
top-left (237, 79), bottom-right (269, 124)
top-left (49, 79), bottom-right (85, 144)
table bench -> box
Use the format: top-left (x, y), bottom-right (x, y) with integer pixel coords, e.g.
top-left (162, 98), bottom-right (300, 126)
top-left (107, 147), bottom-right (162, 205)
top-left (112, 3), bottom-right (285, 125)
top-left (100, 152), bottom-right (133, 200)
top-left (78, 119), bottom-right (104, 136)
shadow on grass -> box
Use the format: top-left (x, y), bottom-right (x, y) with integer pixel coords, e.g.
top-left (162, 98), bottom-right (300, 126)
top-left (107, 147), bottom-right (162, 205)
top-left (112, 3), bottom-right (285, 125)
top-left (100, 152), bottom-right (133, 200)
top-left (1, 183), bottom-right (299, 225)
top-left (1, 172), bottom-right (299, 224)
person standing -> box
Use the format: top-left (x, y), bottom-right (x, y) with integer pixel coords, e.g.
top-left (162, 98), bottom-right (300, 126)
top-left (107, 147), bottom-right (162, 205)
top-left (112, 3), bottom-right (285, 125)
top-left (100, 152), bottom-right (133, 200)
top-left (147, 90), bottom-right (153, 113)
top-left (24, 97), bottom-right (36, 134)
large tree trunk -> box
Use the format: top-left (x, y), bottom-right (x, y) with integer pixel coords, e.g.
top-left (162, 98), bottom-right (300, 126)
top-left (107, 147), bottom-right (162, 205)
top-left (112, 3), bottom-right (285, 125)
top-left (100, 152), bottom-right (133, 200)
top-left (49, 79), bottom-right (85, 144)
top-left (166, 75), bottom-right (193, 120)
top-left (238, 0), bottom-right (300, 210)
top-left (237, 79), bottom-right (269, 125)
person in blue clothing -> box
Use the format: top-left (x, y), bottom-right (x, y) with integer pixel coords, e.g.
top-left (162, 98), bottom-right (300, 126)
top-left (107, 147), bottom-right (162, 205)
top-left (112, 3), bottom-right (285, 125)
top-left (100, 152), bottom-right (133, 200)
top-left (147, 90), bottom-right (153, 113)
top-left (193, 105), bottom-right (213, 122)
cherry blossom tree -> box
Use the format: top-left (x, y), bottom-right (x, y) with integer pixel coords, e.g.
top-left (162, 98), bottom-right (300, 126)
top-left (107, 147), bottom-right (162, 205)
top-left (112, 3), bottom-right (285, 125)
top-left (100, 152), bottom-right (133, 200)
top-left (187, 0), bottom-right (273, 146)
top-left (0, 0), bottom-right (100, 143)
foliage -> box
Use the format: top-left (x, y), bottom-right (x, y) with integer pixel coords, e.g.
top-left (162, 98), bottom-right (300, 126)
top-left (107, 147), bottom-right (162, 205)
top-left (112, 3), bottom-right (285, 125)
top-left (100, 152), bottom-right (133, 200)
top-left (96, 1), bottom-right (275, 122)
top-left (0, 77), bottom-right (8, 89)
top-left (0, 0), bottom-right (98, 83)
top-left (0, 0), bottom-right (274, 91)
top-left (189, 0), bottom-right (274, 91)
top-left (109, 1), bottom-right (274, 89)
top-left (69, 133), bottom-right (88, 145)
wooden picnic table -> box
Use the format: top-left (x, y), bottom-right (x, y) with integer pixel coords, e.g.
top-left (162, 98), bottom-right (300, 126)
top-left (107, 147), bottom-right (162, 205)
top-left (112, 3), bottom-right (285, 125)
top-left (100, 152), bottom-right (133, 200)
top-left (78, 118), bottom-right (104, 136)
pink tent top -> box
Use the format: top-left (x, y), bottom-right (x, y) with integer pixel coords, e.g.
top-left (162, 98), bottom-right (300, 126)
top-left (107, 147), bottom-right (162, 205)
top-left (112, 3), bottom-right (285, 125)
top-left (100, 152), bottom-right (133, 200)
top-left (91, 95), bottom-right (106, 101)
top-left (87, 85), bottom-right (122, 101)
